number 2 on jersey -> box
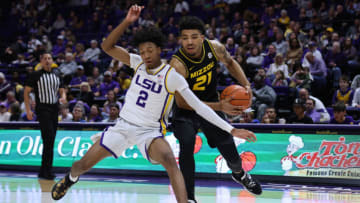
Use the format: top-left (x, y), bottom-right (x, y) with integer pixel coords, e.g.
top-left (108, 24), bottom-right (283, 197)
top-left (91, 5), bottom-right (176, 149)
top-left (136, 90), bottom-right (148, 108)
top-left (192, 71), bottom-right (212, 91)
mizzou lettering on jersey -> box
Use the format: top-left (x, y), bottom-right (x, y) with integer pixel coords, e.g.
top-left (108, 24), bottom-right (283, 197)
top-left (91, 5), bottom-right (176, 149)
top-left (173, 39), bottom-right (219, 102)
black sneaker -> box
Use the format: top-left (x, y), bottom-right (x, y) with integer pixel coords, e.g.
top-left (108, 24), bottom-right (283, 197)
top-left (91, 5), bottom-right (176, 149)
top-left (51, 173), bottom-right (78, 200)
top-left (232, 171), bottom-right (262, 195)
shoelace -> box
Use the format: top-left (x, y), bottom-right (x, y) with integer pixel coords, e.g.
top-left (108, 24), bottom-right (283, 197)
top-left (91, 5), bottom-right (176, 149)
top-left (243, 173), bottom-right (256, 188)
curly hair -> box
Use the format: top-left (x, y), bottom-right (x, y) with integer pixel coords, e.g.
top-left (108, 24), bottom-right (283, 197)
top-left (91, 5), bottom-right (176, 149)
top-left (179, 16), bottom-right (205, 34)
top-left (132, 26), bottom-right (165, 48)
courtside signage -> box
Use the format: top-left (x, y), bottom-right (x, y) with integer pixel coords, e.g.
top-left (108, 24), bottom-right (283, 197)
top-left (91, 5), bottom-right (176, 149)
top-left (0, 129), bottom-right (359, 179)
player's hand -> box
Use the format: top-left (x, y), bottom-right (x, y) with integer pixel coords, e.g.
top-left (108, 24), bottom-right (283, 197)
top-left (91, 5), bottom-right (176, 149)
top-left (244, 85), bottom-right (253, 107)
top-left (125, 4), bottom-right (144, 23)
top-left (230, 128), bottom-right (257, 142)
top-left (220, 97), bottom-right (243, 115)
top-left (26, 110), bottom-right (33, 121)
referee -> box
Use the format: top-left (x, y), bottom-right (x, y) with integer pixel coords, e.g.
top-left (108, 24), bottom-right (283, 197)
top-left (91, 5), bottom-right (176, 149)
top-left (24, 52), bottom-right (66, 180)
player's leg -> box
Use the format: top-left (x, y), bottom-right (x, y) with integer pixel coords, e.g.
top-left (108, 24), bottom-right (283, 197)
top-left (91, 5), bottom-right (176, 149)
top-left (51, 139), bottom-right (112, 200)
top-left (198, 113), bottom-right (262, 195)
top-left (147, 137), bottom-right (187, 203)
top-left (173, 118), bottom-right (198, 201)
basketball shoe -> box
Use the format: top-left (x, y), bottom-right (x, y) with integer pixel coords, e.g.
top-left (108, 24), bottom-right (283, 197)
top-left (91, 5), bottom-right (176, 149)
top-left (232, 171), bottom-right (262, 195)
top-left (51, 173), bottom-right (78, 200)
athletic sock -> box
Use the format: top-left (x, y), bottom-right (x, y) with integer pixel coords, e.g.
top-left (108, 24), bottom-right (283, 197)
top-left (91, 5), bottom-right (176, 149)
top-left (69, 172), bottom-right (79, 182)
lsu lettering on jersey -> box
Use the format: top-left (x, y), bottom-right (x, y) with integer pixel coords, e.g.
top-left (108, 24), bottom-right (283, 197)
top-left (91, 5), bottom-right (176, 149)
top-left (120, 54), bottom-right (188, 134)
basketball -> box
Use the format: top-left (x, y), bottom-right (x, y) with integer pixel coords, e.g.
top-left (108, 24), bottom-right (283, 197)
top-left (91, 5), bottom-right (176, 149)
top-left (220, 85), bottom-right (251, 108)
top-left (240, 151), bottom-right (257, 172)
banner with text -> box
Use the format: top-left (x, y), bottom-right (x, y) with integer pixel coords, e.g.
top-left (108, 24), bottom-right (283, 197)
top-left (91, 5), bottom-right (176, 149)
top-left (0, 129), bottom-right (359, 179)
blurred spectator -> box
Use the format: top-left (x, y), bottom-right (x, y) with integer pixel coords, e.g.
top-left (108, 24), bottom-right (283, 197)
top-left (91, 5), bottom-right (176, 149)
top-left (91, 67), bottom-right (103, 86)
top-left (77, 82), bottom-right (94, 106)
top-left (52, 35), bottom-right (66, 57)
top-left (58, 103), bottom-right (73, 122)
top-left (324, 41), bottom-right (344, 88)
top-left (58, 52), bottom-right (77, 85)
top-left (71, 104), bottom-right (86, 122)
top-left (261, 107), bottom-right (279, 124)
top-left (225, 37), bottom-right (238, 56)
top-left (0, 72), bottom-right (12, 101)
top-left (98, 71), bottom-right (120, 96)
top-left (109, 59), bottom-right (123, 73)
top-left (285, 38), bottom-right (303, 69)
top-left (302, 42), bottom-right (324, 68)
top-left (82, 40), bottom-right (101, 63)
top-left (69, 65), bottom-right (87, 88)
top-left (262, 44), bottom-right (277, 69)
top-left (332, 75), bottom-right (354, 106)
top-left (102, 90), bottom-right (122, 119)
top-left (9, 103), bottom-right (21, 121)
top-left (289, 63), bottom-right (312, 91)
top-left (87, 104), bottom-right (102, 122)
top-left (102, 103), bottom-right (120, 123)
top-left (246, 46), bottom-right (264, 69)
top-left (52, 14), bottom-right (66, 30)
top-left (12, 54), bottom-right (29, 65)
top-left (267, 53), bottom-right (289, 80)
top-left (251, 75), bottom-right (277, 120)
top-left (117, 67), bottom-right (132, 92)
top-left (305, 98), bottom-right (321, 123)
top-left (2, 47), bottom-right (17, 64)
top-left (4, 91), bottom-right (18, 110)
top-left (278, 9), bottom-right (290, 29)
top-left (174, 0), bottom-right (190, 15)
top-left (329, 101), bottom-right (354, 124)
top-left (287, 98), bottom-right (313, 124)
top-left (41, 35), bottom-right (53, 53)
top-left (272, 70), bottom-right (288, 87)
top-left (303, 52), bottom-right (327, 96)
top-left (256, 68), bottom-right (272, 86)
top-left (298, 88), bottom-right (330, 122)
top-left (0, 102), bottom-right (10, 122)
top-left (240, 108), bottom-right (260, 123)
top-left (87, 77), bottom-right (99, 96)
top-left (74, 43), bottom-right (85, 63)
top-left (272, 31), bottom-right (288, 56)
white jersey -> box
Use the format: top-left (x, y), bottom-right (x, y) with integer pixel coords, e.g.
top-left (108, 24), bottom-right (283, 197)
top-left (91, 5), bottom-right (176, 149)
top-left (120, 54), bottom-right (188, 134)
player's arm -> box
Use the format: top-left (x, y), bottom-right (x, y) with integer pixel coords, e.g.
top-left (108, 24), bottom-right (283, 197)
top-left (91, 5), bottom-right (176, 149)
top-left (210, 40), bottom-right (252, 96)
top-left (59, 88), bottom-right (67, 104)
top-left (168, 70), bottom-right (256, 142)
top-left (170, 57), bottom-right (241, 115)
top-left (101, 5), bottom-right (144, 66)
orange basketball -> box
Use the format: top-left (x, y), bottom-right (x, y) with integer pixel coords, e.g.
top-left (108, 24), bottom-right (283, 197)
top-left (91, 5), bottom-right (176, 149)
top-left (220, 85), bottom-right (251, 108)
top-left (240, 151), bottom-right (257, 172)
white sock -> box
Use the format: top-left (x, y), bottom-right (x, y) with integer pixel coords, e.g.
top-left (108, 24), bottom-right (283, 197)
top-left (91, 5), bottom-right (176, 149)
top-left (69, 173), bottom-right (79, 182)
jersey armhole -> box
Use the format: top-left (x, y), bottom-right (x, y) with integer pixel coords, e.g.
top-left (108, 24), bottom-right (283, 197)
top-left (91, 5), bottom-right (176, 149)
top-left (165, 67), bottom-right (175, 94)
top-left (207, 39), bottom-right (219, 61)
top-left (134, 62), bottom-right (144, 74)
top-left (172, 55), bottom-right (189, 78)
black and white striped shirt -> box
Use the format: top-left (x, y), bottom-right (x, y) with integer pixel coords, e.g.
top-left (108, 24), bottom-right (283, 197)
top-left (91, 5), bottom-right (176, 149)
top-left (25, 69), bottom-right (63, 105)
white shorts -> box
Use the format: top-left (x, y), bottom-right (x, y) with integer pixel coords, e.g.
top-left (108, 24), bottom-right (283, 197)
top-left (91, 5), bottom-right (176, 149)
top-left (91, 118), bottom-right (164, 164)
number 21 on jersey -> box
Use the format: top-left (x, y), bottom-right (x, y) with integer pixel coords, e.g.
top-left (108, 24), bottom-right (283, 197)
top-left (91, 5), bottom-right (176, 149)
top-left (192, 71), bottom-right (212, 91)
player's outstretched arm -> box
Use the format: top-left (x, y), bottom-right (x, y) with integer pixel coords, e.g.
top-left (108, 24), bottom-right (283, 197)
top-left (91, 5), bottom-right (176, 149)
top-left (210, 40), bottom-right (253, 102)
top-left (101, 4), bottom-right (144, 66)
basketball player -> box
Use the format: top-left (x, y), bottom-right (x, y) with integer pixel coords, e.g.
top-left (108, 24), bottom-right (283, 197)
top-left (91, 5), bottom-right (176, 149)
top-left (51, 5), bottom-right (257, 203)
top-left (170, 16), bottom-right (262, 201)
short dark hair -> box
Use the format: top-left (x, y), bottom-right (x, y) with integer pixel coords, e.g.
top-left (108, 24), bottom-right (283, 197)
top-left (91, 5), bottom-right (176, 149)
top-left (333, 101), bottom-right (346, 112)
top-left (179, 16), bottom-right (205, 34)
top-left (132, 26), bottom-right (165, 48)
top-left (109, 103), bottom-right (120, 110)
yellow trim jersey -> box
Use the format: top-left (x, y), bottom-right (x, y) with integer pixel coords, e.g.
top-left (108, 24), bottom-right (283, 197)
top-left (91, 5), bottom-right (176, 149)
top-left (172, 39), bottom-right (219, 102)
top-left (120, 54), bottom-right (188, 135)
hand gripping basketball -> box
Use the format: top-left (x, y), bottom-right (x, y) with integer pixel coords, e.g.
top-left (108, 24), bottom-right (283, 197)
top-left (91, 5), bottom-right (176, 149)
top-left (230, 128), bottom-right (257, 142)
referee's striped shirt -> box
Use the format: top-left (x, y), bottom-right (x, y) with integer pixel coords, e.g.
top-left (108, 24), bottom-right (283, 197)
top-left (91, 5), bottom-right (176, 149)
top-left (25, 69), bottom-right (63, 105)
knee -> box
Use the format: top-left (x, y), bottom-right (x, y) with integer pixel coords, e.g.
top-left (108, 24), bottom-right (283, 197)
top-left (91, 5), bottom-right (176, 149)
top-left (159, 153), bottom-right (177, 168)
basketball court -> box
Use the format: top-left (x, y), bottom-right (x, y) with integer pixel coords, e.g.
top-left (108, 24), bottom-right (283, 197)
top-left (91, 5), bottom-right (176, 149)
top-left (0, 171), bottom-right (359, 203)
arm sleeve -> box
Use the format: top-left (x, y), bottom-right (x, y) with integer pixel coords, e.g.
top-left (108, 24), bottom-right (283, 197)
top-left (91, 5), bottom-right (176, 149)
top-left (129, 53), bottom-right (143, 70)
top-left (178, 87), bottom-right (234, 134)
